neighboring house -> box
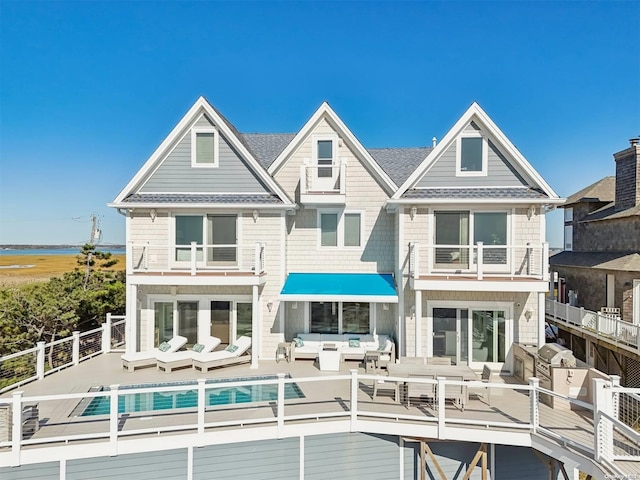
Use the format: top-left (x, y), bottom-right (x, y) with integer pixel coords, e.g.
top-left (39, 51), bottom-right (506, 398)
top-left (550, 139), bottom-right (640, 325)
top-left (109, 97), bottom-right (563, 374)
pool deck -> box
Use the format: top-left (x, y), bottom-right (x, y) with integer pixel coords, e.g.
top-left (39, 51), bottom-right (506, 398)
top-left (1, 352), bottom-right (638, 478)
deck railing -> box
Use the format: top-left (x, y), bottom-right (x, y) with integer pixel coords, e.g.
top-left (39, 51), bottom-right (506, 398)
top-left (545, 298), bottom-right (640, 350)
top-left (299, 162), bottom-right (346, 195)
top-left (408, 241), bottom-right (549, 280)
top-left (127, 241), bottom-right (266, 275)
top-left (0, 372), bottom-right (635, 476)
top-left (0, 314), bottom-right (125, 394)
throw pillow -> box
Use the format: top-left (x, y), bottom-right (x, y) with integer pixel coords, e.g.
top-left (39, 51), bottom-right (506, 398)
top-left (378, 339), bottom-right (388, 351)
top-left (225, 344), bottom-right (239, 353)
top-left (293, 337), bottom-right (304, 348)
top-left (158, 341), bottom-right (171, 352)
top-left (192, 343), bottom-right (205, 353)
top-left (348, 339), bottom-right (360, 348)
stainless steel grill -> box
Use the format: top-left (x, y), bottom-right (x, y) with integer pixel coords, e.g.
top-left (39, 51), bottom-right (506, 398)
top-left (535, 343), bottom-right (577, 406)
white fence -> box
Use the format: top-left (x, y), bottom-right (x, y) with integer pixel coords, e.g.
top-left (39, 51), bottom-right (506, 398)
top-left (0, 314), bottom-right (125, 394)
top-left (545, 298), bottom-right (640, 350)
top-left (0, 372), bottom-right (636, 477)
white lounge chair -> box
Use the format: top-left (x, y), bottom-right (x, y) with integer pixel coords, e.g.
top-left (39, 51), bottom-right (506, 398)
top-left (121, 335), bottom-right (188, 372)
top-left (156, 336), bottom-right (222, 373)
top-left (192, 336), bottom-right (252, 372)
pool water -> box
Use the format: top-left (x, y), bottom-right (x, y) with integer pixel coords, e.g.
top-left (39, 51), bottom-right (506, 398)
top-left (78, 375), bottom-right (304, 416)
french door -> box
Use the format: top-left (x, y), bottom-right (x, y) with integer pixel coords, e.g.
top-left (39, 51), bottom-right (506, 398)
top-left (430, 303), bottom-right (512, 370)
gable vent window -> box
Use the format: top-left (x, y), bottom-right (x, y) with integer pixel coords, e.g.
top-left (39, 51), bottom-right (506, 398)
top-left (191, 127), bottom-right (219, 167)
top-left (457, 134), bottom-right (487, 176)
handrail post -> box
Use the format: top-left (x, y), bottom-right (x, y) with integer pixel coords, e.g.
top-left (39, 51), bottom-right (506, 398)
top-left (593, 378), bottom-right (613, 463)
top-left (339, 161), bottom-right (346, 195)
top-left (190, 242), bottom-right (197, 275)
top-left (529, 377), bottom-right (539, 433)
top-left (476, 242), bottom-right (483, 280)
top-left (350, 369), bottom-right (358, 431)
top-left (542, 242), bottom-right (549, 280)
top-left (197, 378), bottom-right (206, 438)
top-left (126, 241), bottom-right (133, 274)
top-left (109, 384), bottom-right (119, 456)
top-left (299, 164), bottom-right (307, 194)
top-left (143, 242), bottom-right (149, 270)
top-left (102, 313), bottom-right (112, 354)
top-left (277, 373), bottom-right (285, 438)
top-left (413, 242), bottom-right (420, 279)
top-left (36, 342), bottom-right (45, 380)
top-left (437, 377), bottom-right (446, 437)
top-left (11, 391), bottom-right (23, 466)
top-left (72, 331), bottom-right (80, 365)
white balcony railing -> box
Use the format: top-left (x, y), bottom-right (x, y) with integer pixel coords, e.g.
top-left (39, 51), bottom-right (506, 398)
top-left (409, 241), bottom-right (549, 280)
top-left (545, 298), bottom-right (640, 350)
top-left (299, 162), bottom-right (346, 195)
top-left (0, 371), bottom-right (634, 477)
top-left (127, 241), bottom-right (266, 276)
top-left (0, 315), bottom-right (125, 394)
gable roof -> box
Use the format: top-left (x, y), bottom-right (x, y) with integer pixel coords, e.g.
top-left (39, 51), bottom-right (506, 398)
top-left (390, 102), bottom-right (563, 204)
top-left (564, 176), bottom-right (615, 206)
top-left (110, 97), bottom-right (295, 208)
top-left (267, 102), bottom-right (398, 195)
top-left (550, 251), bottom-right (640, 272)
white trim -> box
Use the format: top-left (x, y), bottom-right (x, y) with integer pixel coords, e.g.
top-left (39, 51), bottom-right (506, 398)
top-left (109, 202), bottom-right (294, 210)
top-left (412, 278), bottom-right (549, 293)
top-left (112, 97), bottom-right (295, 207)
top-left (316, 209), bottom-right (365, 250)
top-left (267, 102), bottom-right (397, 195)
top-left (455, 132), bottom-right (488, 176)
top-left (633, 279), bottom-right (640, 326)
top-left (190, 127), bottom-right (219, 168)
top-left (393, 102), bottom-right (562, 201)
top-left (311, 133), bottom-right (338, 166)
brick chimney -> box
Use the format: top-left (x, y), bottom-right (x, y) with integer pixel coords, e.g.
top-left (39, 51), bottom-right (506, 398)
top-left (613, 138), bottom-right (640, 211)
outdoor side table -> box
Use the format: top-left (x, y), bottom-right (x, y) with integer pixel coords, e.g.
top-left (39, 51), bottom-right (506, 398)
top-left (276, 342), bottom-right (292, 363)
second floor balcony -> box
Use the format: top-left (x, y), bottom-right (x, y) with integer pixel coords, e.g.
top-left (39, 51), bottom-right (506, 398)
top-left (299, 162), bottom-right (346, 205)
top-left (409, 241), bottom-right (549, 292)
top-left (126, 241), bottom-right (266, 285)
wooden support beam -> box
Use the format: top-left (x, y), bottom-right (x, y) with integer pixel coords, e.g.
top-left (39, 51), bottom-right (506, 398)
top-left (423, 442), bottom-right (447, 480)
top-left (462, 443), bottom-right (487, 480)
top-left (558, 462), bottom-right (570, 480)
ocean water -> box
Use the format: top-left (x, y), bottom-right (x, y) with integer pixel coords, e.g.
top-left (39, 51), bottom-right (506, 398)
top-left (0, 248), bottom-right (125, 256)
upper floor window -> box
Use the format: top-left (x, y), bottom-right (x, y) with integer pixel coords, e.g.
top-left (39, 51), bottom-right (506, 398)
top-left (175, 214), bottom-right (237, 264)
top-left (191, 128), bottom-right (219, 168)
top-left (319, 210), bottom-right (363, 248)
top-left (564, 207), bottom-right (573, 223)
top-left (456, 134), bottom-right (487, 175)
top-left (564, 225), bottom-right (573, 251)
top-left (312, 134), bottom-right (338, 179)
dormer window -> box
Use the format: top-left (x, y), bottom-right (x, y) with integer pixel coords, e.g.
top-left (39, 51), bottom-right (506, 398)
top-left (456, 134), bottom-right (487, 176)
top-left (312, 134), bottom-right (338, 179)
top-left (191, 127), bottom-right (219, 168)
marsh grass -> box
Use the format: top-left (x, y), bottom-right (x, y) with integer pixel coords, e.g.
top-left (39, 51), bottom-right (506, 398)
top-left (0, 254), bottom-right (126, 285)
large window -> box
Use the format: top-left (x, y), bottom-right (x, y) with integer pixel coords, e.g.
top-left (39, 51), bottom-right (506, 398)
top-left (191, 128), bottom-right (218, 167)
top-left (174, 214), bottom-right (237, 264)
top-left (457, 135), bottom-right (487, 175)
top-left (310, 301), bottom-right (370, 334)
top-left (319, 211), bottom-right (362, 248)
top-left (434, 210), bottom-right (508, 268)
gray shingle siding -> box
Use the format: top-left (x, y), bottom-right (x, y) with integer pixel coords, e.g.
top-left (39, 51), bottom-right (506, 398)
top-left (123, 193), bottom-right (283, 204)
top-left (401, 187), bottom-right (548, 200)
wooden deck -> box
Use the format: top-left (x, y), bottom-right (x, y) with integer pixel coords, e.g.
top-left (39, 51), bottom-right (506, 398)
top-left (1, 353), bottom-right (637, 477)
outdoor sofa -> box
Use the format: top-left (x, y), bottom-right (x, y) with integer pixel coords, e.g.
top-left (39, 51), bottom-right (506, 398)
top-left (291, 333), bottom-right (395, 365)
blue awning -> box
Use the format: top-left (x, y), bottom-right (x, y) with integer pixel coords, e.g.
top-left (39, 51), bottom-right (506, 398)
top-left (279, 273), bottom-right (398, 303)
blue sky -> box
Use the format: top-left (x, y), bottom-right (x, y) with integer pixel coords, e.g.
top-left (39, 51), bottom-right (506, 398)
top-left (1, 1), bottom-right (638, 247)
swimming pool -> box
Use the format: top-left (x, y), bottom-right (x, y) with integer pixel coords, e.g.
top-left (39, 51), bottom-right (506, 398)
top-left (76, 375), bottom-right (304, 417)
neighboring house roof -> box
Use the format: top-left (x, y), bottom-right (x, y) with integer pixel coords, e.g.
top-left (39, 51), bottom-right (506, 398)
top-left (401, 187), bottom-right (549, 200)
top-left (391, 102), bottom-right (563, 204)
top-left (550, 251), bottom-right (640, 272)
top-left (564, 176), bottom-right (615, 206)
top-left (368, 147), bottom-right (432, 186)
top-left (241, 133), bottom-right (296, 169)
top-left (121, 193), bottom-right (283, 206)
